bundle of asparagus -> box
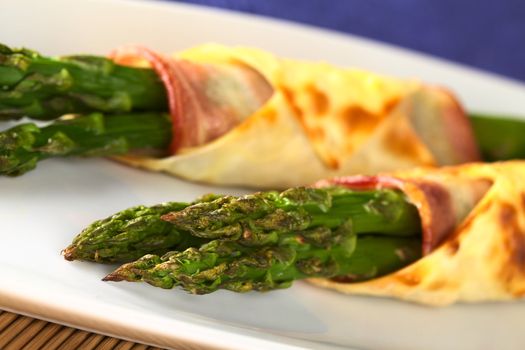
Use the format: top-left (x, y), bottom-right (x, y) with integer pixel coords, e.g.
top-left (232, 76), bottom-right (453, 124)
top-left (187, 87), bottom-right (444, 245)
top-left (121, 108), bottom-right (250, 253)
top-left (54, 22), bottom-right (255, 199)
top-left (64, 161), bottom-right (525, 306)
top-left (0, 43), bottom-right (274, 176)
top-left (64, 186), bottom-right (422, 294)
top-left (1, 43), bottom-right (525, 178)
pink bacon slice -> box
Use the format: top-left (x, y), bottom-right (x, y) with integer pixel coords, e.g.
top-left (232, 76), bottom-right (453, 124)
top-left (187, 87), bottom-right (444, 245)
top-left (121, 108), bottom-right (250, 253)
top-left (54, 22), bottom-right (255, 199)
top-left (110, 46), bottom-right (273, 154)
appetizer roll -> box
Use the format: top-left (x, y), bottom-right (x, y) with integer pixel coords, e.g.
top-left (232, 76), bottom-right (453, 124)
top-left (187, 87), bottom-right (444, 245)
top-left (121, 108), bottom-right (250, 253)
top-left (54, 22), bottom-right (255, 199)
top-left (111, 44), bottom-right (480, 188)
top-left (66, 161), bottom-right (525, 306)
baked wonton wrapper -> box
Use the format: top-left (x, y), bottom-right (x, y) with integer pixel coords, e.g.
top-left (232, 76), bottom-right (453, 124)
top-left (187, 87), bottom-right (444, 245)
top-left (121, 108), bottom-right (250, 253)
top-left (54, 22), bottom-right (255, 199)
top-left (310, 161), bottom-right (525, 306)
top-left (114, 44), bottom-right (480, 188)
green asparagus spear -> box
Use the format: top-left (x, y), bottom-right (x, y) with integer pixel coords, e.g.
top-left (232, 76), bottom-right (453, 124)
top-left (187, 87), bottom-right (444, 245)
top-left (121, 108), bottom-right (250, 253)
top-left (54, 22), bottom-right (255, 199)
top-left (63, 202), bottom-right (191, 263)
top-left (0, 44), bottom-right (167, 120)
top-left (0, 112), bottom-right (171, 176)
top-left (470, 113), bottom-right (525, 161)
top-left (2, 112), bottom-right (522, 177)
top-left (104, 229), bottom-right (420, 294)
top-left (162, 187), bottom-right (422, 240)
top-left (64, 187), bottom-right (420, 264)
top-left (62, 194), bottom-right (224, 263)
top-left (100, 187), bottom-right (422, 293)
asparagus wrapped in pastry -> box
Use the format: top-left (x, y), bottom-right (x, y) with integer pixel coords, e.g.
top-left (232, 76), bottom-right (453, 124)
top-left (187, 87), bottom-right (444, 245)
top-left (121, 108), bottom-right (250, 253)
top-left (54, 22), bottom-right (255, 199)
top-left (65, 161), bottom-right (525, 306)
top-left (0, 43), bottom-right (488, 186)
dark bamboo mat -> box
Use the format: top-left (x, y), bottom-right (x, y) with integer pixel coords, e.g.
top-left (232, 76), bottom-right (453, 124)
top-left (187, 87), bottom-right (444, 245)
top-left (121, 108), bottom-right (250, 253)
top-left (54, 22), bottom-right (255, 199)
top-left (0, 310), bottom-right (165, 350)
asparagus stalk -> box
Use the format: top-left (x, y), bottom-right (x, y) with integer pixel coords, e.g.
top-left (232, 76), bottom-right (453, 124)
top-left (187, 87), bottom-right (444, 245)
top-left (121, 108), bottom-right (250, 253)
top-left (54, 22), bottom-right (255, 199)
top-left (2, 112), bottom-right (522, 177)
top-left (470, 113), bottom-right (525, 161)
top-left (63, 194), bottom-right (223, 263)
top-left (104, 233), bottom-right (420, 294)
top-left (63, 202), bottom-right (193, 263)
top-left (0, 44), bottom-right (167, 120)
top-left (64, 187), bottom-right (420, 264)
top-left (161, 187), bottom-right (421, 239)
top-left (98, 187), bottom-right (422, 293)
top-left (0, 112), bottom-right (171, 176)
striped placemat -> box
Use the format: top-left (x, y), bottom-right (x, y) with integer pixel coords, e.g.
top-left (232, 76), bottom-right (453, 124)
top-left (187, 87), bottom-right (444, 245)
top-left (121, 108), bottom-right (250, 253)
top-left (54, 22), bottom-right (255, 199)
top-left (0, 310), bottom-right (165, 350)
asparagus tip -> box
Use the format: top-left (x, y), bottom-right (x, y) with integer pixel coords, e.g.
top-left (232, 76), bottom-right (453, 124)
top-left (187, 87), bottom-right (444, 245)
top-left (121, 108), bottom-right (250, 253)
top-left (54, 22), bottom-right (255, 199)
top-left (61, 246), bottom-right (77, 261)
top-left (102, 261), bottom-right (142, 282)
top-left (102, 273), bottom-right (125, 282)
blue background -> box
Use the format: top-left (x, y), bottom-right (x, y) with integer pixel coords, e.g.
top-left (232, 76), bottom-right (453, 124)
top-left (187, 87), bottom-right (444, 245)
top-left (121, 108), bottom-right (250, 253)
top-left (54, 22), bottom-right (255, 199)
top-left (171, 0), bottom-right (525, 83)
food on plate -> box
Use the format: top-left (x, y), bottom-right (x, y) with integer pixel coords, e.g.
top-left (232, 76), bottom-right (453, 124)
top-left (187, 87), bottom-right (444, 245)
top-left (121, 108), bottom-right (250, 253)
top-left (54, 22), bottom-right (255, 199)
top-left (63, 195), bottom-right (219, 263)
top-left (4, 42), bottom-right (522, 187)
top-left (69, 185), bottom-right (424, 291)
top-left (64, 184), bottom-right (421, 266)
top-left (65, 161), bottom-right (525, 305)
top-left (0, 112), bottom-right (172, 176)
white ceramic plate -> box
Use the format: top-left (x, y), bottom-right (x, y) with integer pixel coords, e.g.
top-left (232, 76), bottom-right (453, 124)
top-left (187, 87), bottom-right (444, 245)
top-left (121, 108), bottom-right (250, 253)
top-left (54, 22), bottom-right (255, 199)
top-left (1, 1), bottom-right (525, 349)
